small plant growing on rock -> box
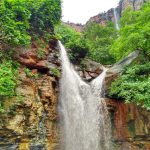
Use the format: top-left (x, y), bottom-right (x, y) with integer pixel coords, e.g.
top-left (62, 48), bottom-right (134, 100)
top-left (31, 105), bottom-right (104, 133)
top-left (24, 68), bottom-right (39, 79)
top-left (37, 48), bottom-right (46, 59)
top-left (50, 68), bottom-right (60, 77)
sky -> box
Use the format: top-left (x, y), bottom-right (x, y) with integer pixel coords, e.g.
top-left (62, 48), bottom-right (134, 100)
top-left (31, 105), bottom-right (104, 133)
top-left (62, 0), bottom-right (120, 24)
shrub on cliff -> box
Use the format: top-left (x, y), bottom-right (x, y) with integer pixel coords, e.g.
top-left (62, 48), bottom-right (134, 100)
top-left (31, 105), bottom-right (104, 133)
top-left (0, 0), bottom-right (61, 104)
top-left (110, 2), bottom-right (150, 61)
top-left (0, 0), bottom-right (61, 47)
top-left (109, 63), bottom-right (150, 109)
top-left (55, 23), bottom-right (89, 64)
top-left (83, 22), bottom-right (117, 65)
top-left (109, 2), bottom-right (150, 110)
top-left (0, 60), bottom-right (17, 97)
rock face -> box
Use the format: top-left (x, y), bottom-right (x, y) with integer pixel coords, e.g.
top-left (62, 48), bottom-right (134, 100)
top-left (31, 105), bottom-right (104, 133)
top-left (0, 38), bottom-right (60, 150)
top-left (87, 8), bottom-right (115, 26)
top-left (119, 0), bottom-right (148, 12)
top-left (106, 99), bottom-right (150, 150)
top-left (64, 22), bottom-right (84, 32)
top-left (0, 71), bottom-right (58, 150)
top-left (87, 0), bottom-right (148, 27)
top-left (76, 59), bottom-right (104, 81)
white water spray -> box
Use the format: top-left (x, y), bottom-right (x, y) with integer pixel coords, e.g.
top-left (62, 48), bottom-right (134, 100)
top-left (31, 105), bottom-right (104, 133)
top-left (58, 41), bottom-right (112, 150)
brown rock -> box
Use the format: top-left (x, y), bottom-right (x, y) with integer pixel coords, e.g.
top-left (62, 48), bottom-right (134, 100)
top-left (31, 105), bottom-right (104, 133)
top-left (106, 98), bottom-right (150, 149)
top-left (36, 60), bottom-right (48, 68)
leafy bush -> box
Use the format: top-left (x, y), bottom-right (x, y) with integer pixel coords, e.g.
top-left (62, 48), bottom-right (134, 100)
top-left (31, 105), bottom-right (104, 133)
top-left (56, 22), bottom-right (117, 64)
top-left (50, 68), bottom-right (60, 77)
top-left (0, 60), bottom-right (17, 97)
top-left (0, 0), bottom-right (31, 46)
top-left (55, 23), bottom-right (89, 63)
top-left (83, 22), bottom-right (117, 64)
top-left (24, 68), bottom-right (39, 79)
top-left (110, 2), bottom-right (150, 61)
top-left (28, 0), bottom-right (61, 35)
top-left (109, 63), bottom-right (150, 109)
top-left (0, 0), bottom-right (61, 47)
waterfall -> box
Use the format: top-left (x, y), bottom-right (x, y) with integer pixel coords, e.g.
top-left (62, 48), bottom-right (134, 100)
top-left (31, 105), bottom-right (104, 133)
top-left (58, 41), bottom-right (112, 150)
top-left (113, 8), bottom-right (120, 30)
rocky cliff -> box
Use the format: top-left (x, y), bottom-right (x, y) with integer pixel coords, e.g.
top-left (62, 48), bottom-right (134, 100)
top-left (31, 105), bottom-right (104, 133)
top-left (107, 99), bottom-right (150, 150)
top-left (87, 0), bottom-right (148, 26)
top-left (0, 39), bottom-right (60, 150)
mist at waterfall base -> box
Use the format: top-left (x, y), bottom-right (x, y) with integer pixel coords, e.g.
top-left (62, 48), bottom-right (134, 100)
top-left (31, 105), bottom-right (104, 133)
top-left (58, 41), bottom-right (112, 150)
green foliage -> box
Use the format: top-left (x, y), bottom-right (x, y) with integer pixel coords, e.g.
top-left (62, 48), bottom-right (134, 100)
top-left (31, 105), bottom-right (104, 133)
top-left (55, 21), bottom-right (117, 65)
top-left (84, 22), bottom-right (117, 64)
top-left (55, 23), bottom-right (81, 44)
top-left (55, 23), bottom-right (89, 63)
top-left (110, 2), bottom-right (150, 61)
top-left (24, 68), bottom-right (39, 78)
top-left (0, 102), bottom-right (5, 113)
top-left (50, 68), bottom-right (60, 77)
top-left (28, 0), bottom-right (61, 35)
top-left (109, 63), bottom-right (150, 109)
top-left (0, 0), bottom-right (61, 47)
top-left (0, 0), bottom-right (31, 46)
top-left (0, 60), bottom-right (17, 97)
top-left (67, 39), bottom-right (89, 63)
top-left (37, 48), bottom-right (46, 59)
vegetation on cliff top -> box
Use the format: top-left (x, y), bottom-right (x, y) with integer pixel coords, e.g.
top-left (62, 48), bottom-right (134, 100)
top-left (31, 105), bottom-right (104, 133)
top-left (109, 2), bottom-right (150, 109)
top-left (84, 22), bottom-right (117, 64)
top-left (0, 0), bottom-right (61, 47)
top-left (110, 2), bottom-right (150, 60)
top-left (0, 0), bottom-right (61, 100)
top-left (55, 23), bottom-right (89, 64)
top-left (56, 22), bottom-right (117, 65)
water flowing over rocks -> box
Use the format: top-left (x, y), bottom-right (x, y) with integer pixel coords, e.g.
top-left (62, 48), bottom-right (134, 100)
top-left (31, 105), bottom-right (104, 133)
top-left (58, 41), bottom-right (112, 150)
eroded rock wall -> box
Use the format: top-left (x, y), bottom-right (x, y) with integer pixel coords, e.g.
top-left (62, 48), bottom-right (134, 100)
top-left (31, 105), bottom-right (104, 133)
top-left (0, 39), bottom-right (60, 150)
top-left (107, 99), bottom-right (150, 150)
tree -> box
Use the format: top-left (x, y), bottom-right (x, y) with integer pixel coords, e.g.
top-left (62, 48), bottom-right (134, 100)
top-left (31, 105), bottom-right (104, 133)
top-left (110, 2), bottom-right (150, 61)
top-left (0, 0), bottom-right (62, 46)
top-left (83, 22), bottom-right (117, 64)
top-left (109, 63), bottom-right (150, 109)
top-left (55, 23), bottom-right (89, 64)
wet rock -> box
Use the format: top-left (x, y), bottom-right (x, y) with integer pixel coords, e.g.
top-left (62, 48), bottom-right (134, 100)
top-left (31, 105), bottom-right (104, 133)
top-left (0, 67), bottom-right (58, 150)
top-left (76, 59), bottom-right (104, 81)
top-left (106, 99), bottom-right (150, 150)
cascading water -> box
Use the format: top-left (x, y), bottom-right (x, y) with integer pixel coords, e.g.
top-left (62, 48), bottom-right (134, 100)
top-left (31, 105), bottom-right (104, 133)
top-left (113, 8), bottom-right (120, 30)
top-left (58, 41), bottom-right (112, 150)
